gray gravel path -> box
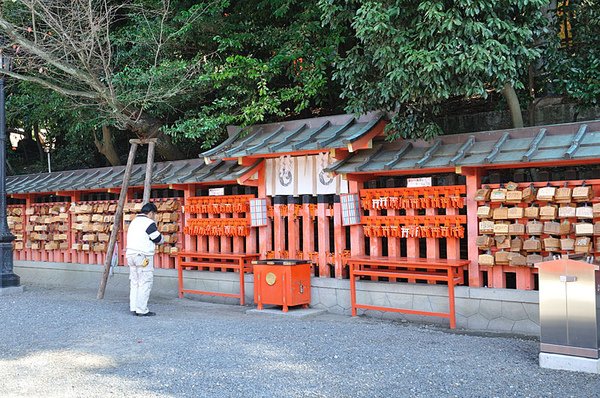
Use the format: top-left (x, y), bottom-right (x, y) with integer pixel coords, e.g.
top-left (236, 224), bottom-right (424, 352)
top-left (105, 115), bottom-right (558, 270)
top-left (1, 285), bottom-right (599, 398)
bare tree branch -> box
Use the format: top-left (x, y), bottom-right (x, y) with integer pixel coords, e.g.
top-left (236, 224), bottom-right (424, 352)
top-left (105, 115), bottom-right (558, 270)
top-left (0, 68), bottom-right (99, 98)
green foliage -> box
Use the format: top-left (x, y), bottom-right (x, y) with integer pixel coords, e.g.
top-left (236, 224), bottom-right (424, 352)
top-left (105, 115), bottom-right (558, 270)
top-left (6, 81), bottom-right (108, 171)
top-left (161, 0), bottom-right (344, 147)
top-left (319, 0), bottom-right (549, 140)
top-left (110, 0), bottom-right (343, 148)
top-left (544, 0), bottom-right (600, 107)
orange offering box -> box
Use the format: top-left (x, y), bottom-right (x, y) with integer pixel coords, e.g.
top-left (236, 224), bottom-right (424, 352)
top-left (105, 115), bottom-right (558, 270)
top-left (253, 259), bottom-right (312, 312)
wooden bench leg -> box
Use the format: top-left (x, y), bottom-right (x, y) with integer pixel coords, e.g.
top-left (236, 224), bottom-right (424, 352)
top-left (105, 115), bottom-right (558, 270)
top-left (177, 259), bottom-right (184, 299)
top-left (448, 270), bottom-right (456, 329)
top-left (350, 264), bottom-right (357, 316)
top-left (239, 258), bottom-right (245, 306)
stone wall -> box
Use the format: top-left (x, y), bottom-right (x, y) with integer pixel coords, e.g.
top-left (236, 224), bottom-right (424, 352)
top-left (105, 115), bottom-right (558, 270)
top-left (14, 260), bottom-right (539, 336)
top-left (310, 278), bottom-right (539, 335)
top-left (438, 102), bottom-right (600, 134)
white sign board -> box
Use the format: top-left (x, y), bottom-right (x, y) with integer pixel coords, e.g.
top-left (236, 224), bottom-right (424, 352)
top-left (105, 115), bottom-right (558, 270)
top-left (208, 187), bottom-right (225, 196)
top-left (406, 177), bottom-right (432, 187)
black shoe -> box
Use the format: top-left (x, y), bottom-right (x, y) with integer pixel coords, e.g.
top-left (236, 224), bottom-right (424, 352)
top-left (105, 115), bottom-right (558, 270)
top-left (136, 311), bottom-right (156, 317)
top-left (130, 311), bottom-right (137, 316)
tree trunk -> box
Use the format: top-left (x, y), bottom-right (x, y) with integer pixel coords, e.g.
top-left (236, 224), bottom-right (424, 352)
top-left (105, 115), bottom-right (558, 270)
top-left (502, 82), bottom-right (524, 128)
top-left (33, 124), bottom-right (45, 161)
top-left (94, 125), bottom-right (121, 166)
top-left (126, 114), bottom-right (184, 161)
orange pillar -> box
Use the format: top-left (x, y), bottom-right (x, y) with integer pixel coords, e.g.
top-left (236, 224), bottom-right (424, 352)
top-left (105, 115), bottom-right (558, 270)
top-left (287, 196), bottom-right (300, 258)
top-left (316, 195), bottom-right (331, 277)
top-left (405, 208), bottom-right (419, 258)
top-left (220, 211), bottom-right (232, 254)
top-left (333, 196), bottom-right (347, 278)
top-left (445, 207), bottom-right (460, 261)
top-left (273, 196), bottom-right (286, 258)
top-left (183, 185), bottom-right (194, 253)
top-left (301, 195), bottom-right (315, 263)
top-left (464, 169), bottom-right (483, 287)
top-left (425, 208), bottom-right (439, 259)
top-left (233, 208), bottom-right (244, 255)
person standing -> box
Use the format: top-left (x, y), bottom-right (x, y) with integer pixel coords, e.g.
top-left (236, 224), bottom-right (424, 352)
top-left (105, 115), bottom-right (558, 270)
top-left (126, 202), bottom-right (163, 316)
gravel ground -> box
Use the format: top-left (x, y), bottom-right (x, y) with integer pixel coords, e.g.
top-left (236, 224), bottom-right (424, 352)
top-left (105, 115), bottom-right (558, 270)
top-left (1, 285), bottom-right (599, 398)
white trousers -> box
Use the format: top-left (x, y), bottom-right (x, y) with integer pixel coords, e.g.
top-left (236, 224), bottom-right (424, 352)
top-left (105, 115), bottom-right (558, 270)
top-left (128, 254), bottom-right (154, 314)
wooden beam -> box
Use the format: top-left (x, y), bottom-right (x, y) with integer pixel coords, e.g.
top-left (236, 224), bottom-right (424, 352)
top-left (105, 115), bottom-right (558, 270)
top-left (343, 174), bottom-right (375, 183)
top-left (142, 141), bottom-right (155, 204)
top-left (129, 138), bottom-right (158, 145)
top-left (236, 160), bottom-right (264, 186)
top-left (347, 119), bottom-right (385, 152)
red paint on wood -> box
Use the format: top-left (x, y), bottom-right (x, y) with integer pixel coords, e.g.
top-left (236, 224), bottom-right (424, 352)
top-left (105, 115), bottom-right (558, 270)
top-left (516, 267), bottom-right (534, 290)
top-left (387, 209), bottom-right (401, 259)
top-left (465, 169), bottom-right (482, 287)
top-left (491, 266), bottom-right (506, 288)
top-left (302, 203), bottom-right (315, 271)
top-left (287, 203), bottom-right (299, 258)
top-left (273, 203), bottom-right (285, 257)
top-left (317, 202), bottom-right (330, 277)
top-left (333, 202), bottom-right (346, 278)
top-left (445, 207), bottom-right (460, 260)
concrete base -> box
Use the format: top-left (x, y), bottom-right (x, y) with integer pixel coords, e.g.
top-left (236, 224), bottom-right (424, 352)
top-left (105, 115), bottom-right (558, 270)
top-left (246, 307), bottom-right (326, 318)
top-left (539, 352), bottom-right (600, 374)
top-left (0, 285), bottom-right (24, 296)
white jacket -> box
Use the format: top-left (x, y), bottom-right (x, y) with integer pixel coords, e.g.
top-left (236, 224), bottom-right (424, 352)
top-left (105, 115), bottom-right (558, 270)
top-left (125, 214), bottom-right (163, 257)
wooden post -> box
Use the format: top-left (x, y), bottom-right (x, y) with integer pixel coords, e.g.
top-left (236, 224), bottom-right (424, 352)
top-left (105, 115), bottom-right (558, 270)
top-left (333, 196), bottom-right (346, 278)
top-left (317, 195), bottom-right (330, 277)
top-left (183, 185), bottom-right (194, 253)
top-left (97, 142), bottom-right (138, 299)
top-left (301, 195), bottom-right (315, 263)
top-left (464, 168), bottom-right (482, 287)
top-left (287, 197), bottom-right (299, 258)
top-left (142, 140), bottom-right (157, 204)
top-left (445, 207), bottom-right (460, 260)
top-left (273, 197), bottom-right (286, 257)
top-left (425, 207), bottom-right (439, 259)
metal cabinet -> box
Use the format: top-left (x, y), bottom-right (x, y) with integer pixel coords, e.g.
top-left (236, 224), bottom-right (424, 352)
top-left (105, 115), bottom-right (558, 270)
top-left (537, 258), bottom-right (600, 359)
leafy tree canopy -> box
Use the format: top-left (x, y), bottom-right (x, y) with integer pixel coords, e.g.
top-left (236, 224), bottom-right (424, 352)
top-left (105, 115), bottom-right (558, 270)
top-left (544, 0), bottom-right (600, 108)
top-left (319, 0), bottom-right (549, 140)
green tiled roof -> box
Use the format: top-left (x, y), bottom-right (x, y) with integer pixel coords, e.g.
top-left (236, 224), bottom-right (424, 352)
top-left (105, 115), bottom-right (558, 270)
top-left (327, 120), bottom-right (600, 174)
top-left (202, 112), bottom-right (384, 160)
top-left (7, 158), bottom-right (245, 194)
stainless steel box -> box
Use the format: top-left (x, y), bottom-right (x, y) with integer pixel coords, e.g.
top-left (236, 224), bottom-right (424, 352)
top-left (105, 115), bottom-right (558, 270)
top-left (537, 257), bottom-right (600, 359)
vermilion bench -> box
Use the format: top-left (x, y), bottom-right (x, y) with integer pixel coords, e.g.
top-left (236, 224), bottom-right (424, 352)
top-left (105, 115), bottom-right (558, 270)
top-left (176, 252), bottom-right (260, 305)
top-left (348, 256), bottom-right (469, 329)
